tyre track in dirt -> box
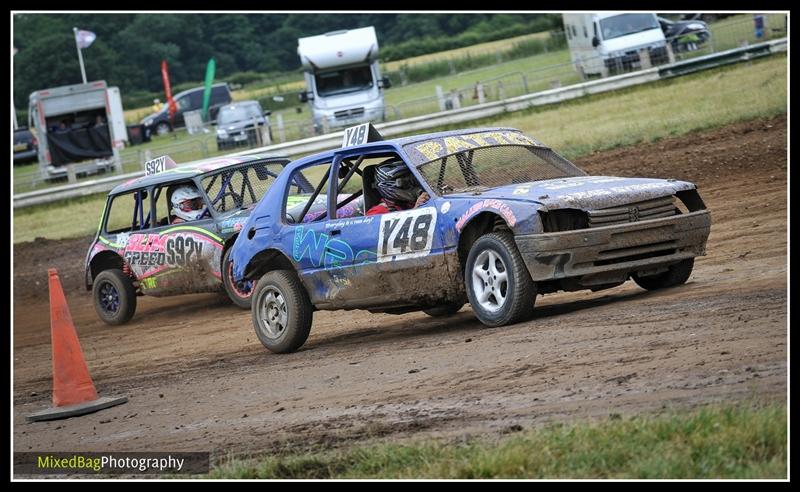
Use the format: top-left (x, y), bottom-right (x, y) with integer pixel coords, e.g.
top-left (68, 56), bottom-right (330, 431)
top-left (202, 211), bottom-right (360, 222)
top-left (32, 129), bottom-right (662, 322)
top-left (13, 115), bottom-right (786, 459)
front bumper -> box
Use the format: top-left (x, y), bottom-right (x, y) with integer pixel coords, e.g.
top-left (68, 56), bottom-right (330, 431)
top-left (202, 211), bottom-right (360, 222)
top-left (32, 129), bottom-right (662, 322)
top-left (515, 210), bottom-right (711, 282)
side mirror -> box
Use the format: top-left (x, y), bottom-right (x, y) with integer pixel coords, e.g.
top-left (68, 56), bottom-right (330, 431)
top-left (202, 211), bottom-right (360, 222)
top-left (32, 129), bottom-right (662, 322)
top-left (263, 110), bottom-right (272, 117)
top-left (592, 36), bottom-right (600, 48)
top-left (380, 77), bottom-right (392, 89)
top-left (298, 92), bottom-right (312, 103)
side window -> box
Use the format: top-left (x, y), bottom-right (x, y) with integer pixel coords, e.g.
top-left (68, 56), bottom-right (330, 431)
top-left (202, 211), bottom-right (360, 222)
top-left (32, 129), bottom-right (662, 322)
top-left (152, 185), bottom-right (172, 227)
top-left (566, 25), bottom-right (572, 40)
top-left (192, 91), bottom-right (205, 109)
top-left (594, 22), bottom-right (599, 39)
top-left (176, 96), bottom-right (191, 112)
top-left (284, 162), bottom-right (331, 224)
top-left (152, 181), bottom-right (205, 225)
top-left (332, 155), bottom-right (366, 219)
top-left (105, 190), bottom-right (151, 234)
top-left (211, 86), bottom-right (230, 105)
top-left (583, 25), bottom-right (588, 38)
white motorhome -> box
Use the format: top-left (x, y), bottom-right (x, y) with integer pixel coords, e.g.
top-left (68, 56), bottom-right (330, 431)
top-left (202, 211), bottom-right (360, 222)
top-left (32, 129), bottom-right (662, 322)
top-left (563, 12), bottom-right (669, 78)
top-left (28, 80), bottom-right (126, 181)
top-left (297, 26), bottom-right (391, 134)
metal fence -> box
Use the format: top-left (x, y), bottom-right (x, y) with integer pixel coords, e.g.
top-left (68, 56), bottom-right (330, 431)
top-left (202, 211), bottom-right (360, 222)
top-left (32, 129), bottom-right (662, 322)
top-left (13, 14), bottom-right (786, 197)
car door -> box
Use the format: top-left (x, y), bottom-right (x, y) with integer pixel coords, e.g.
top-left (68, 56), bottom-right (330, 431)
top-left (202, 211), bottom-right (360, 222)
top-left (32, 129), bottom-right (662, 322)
top-left (321, 149), bottom-right (450, 309)
top-left (126, 182), bottom-right (224, 296)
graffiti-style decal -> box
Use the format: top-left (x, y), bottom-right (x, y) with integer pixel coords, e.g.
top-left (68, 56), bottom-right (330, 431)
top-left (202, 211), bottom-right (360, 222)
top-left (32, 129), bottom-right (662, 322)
top-left (406, 131), bottom-right (541, 165)
top-left (292, 226), bottom-right (377, 269)
top-left (455, 199), bottom-right (518, 232)
top-left (377, 208), bottom-right (437, 262)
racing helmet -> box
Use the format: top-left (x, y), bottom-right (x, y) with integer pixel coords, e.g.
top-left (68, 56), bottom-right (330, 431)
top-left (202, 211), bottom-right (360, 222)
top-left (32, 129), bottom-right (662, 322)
top-left (171, 185), bottom-right (204, 221)
top-left (374, 160), bottom-right (421, 204)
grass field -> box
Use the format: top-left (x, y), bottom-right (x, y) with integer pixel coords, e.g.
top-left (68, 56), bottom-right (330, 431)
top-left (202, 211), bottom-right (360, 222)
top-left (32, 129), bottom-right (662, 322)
top-left (13, 53), bottom-right (786, 244)
top-left (208, 400), bottom-right (786, 479)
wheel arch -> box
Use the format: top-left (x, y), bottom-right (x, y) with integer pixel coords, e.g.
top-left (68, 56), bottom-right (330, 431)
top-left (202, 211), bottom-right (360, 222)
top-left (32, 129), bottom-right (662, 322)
top-left (87, 251), bottom-right (125, 289)
top-left (244, 248), bottom-right (298, 281)
top-left (457, 211), bottom-right (512, 273)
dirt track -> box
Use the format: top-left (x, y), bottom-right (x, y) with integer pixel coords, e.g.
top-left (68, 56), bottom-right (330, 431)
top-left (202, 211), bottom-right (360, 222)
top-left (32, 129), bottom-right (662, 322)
top-left (13, 116), bottom-right (787, 462)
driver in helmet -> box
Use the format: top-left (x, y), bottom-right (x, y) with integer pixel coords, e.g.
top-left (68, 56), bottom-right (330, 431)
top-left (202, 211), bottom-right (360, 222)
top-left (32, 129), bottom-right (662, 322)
top-left (366, 160), bottom-right (430, 216)
top-left (170, 185), bottom-right (205, 224)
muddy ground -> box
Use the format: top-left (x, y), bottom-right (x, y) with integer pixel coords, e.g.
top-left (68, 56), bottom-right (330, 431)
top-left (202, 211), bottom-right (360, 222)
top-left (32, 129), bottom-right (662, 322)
top-left (13, 116), bottom-right (787, 467)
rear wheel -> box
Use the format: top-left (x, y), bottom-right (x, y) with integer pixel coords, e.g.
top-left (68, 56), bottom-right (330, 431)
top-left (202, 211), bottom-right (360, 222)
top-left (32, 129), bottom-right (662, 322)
top-left (465, 232), bottom-right (536, 327)
top-left (252, 270), bottom-right (313, 353)
top-left (221, 248), bottom-right (254, 309)
top-left (632, 259), bottom-right (695, 290)
top-left (92, 269), bottom-right (137, 325)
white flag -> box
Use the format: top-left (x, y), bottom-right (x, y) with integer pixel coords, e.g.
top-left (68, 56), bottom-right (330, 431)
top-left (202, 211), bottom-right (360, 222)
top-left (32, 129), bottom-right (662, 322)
top-left (75, 29), bottom-right (96, 49)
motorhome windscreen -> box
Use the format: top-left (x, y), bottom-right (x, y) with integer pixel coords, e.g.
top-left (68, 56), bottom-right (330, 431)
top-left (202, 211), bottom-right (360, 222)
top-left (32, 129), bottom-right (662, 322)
top-left (218, 104), bottom-right (261, 125)
top-left (416, 145), bottom-right (587, 196)
top-left (600, 14), bottom-right (660, 40)
top-left (315, 65), bottom-right (374, 97)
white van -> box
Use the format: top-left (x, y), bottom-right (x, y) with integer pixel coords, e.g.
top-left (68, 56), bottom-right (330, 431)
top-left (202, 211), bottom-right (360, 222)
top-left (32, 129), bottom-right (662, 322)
top-left (563, 12), bottom-right (669, 77)
top-left (28, 80), bottom-right (126, 180)
top-left (297, 26), bottom-right (391, 134)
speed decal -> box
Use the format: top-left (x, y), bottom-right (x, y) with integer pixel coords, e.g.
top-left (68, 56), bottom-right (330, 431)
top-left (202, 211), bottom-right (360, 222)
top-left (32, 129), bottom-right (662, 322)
top-left (377, 208), bottom-right (437, 262)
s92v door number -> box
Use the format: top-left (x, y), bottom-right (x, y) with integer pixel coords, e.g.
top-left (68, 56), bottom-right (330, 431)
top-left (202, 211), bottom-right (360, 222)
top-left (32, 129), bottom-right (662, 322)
top-left (378, 208), bottom-right (437, 261)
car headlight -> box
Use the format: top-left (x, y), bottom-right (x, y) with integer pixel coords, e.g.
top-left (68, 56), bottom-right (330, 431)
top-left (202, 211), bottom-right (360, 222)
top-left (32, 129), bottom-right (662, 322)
top-left (217, 129), bottom-right (227, 137)
top-left (143, 118), bottom-right (153, 126)
top-left (686, 23), bottom-right (705, 30)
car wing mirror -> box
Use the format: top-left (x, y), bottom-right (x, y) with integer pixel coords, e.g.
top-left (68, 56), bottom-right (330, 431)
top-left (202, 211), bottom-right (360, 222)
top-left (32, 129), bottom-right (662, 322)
top-left (592, 36), bottom-right (600, 48)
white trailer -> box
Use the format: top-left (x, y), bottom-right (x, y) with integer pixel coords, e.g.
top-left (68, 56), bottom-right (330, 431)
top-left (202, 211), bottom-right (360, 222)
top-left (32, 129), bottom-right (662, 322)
top-left (28, 80), bottom-right (126, 181)
top-left (298, 26), bottom-right (392, 134)
top-left (563, 12), bottom-right (669, 78)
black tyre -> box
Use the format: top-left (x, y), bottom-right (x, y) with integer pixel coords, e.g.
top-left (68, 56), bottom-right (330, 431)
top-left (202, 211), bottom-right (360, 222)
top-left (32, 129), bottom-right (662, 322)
top-left (423, 303), bottom-right (464, 317)
top-left (632, 259), bottom-right (695, 291)
top-left (155, 122), bottom-right (170, 136)
top-left (465, 232), bottom-right (536, 327)
top-left (252, 270), bottom-right (313, 353)
top-left (221, 247), bottom-right (254, 309)
top-left (92, 269), bottom-right (137, 325)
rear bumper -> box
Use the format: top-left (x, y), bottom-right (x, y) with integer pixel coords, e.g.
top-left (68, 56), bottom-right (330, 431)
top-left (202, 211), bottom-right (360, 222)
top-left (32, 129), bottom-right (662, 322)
top-left (515, 211), bottom-right (711, 282)
top-left (13, 149), bottom-right (37, 163)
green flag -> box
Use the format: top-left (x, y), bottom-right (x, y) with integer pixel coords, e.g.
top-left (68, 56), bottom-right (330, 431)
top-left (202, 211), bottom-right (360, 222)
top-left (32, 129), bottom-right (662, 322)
top-left (202, 58), bottom-right (216, 121)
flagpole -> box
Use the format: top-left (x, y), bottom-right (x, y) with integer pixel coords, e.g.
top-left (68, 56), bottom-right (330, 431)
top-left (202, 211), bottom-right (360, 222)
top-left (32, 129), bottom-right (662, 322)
top-left (73, 27), bottom-right (87, 84)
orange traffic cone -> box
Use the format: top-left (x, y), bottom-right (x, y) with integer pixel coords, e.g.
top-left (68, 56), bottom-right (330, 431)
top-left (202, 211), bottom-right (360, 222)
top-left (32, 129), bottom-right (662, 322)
top-left (27, 269), bottom-right (127, 422)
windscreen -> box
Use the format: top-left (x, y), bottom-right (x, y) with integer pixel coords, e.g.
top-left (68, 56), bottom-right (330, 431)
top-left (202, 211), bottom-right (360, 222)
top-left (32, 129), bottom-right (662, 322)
top-left (217, 104), bottom-right (262, 125)
top-left (315, 65), bottom-right (374, 97)
top-left (417, 145), bottom-right (586, 196)
top-left (600, 14), bottom-right (660, 40)
top-left (201, 162), bottom-right (285, 214)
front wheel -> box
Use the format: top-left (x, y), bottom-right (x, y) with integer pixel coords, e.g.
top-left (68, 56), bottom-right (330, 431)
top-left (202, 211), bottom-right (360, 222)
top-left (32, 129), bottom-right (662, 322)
top-left (92, 269), bottom-right (137, 325)
top-left (252, 270), bottom-right (313, 353)
top-left (465, 232), bottom-right (536, 327)
top-left (221, 248), bottom-right (254, 309)
top-left (632, 259), bottom-right (695, 291)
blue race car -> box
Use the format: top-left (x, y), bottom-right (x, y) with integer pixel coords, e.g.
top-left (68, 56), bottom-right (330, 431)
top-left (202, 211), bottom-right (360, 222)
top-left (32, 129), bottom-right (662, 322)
top-left (230, 125), bottom-right (711, 353)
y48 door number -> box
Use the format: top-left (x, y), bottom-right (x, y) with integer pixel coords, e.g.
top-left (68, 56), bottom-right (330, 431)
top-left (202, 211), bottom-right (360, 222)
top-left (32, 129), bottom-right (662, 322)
top-left (378, 208), bottom-right (437, 261)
